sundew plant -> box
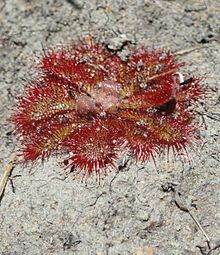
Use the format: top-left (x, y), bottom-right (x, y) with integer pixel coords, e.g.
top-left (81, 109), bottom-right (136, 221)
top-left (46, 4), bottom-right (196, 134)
top-left (11, 36), bottom-right (205, 178)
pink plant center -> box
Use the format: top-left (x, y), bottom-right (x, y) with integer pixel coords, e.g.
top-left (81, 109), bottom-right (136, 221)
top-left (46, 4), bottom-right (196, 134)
top-left (76, 81), bottom-right (122, 115)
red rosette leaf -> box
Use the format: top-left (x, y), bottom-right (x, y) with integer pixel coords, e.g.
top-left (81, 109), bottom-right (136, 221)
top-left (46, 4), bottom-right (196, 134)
top-left (63, 120), bottom-right (121, 176)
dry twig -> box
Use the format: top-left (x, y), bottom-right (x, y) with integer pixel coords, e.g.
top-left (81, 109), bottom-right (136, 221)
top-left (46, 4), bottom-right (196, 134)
top-left (175, 45), bottom-right (211, 56)
top-left (0, 152), bottom-right (16, 201)
top-left (174, 190), bottom-right (212, 251)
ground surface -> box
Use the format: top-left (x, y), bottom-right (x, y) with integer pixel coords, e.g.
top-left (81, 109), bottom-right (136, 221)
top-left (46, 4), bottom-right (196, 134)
top-left (0, 0), bottom-right (220, 254)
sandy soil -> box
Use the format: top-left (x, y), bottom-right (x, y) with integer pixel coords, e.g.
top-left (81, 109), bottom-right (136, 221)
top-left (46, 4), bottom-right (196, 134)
top-left (0, 0), bottom-right (220, 254)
